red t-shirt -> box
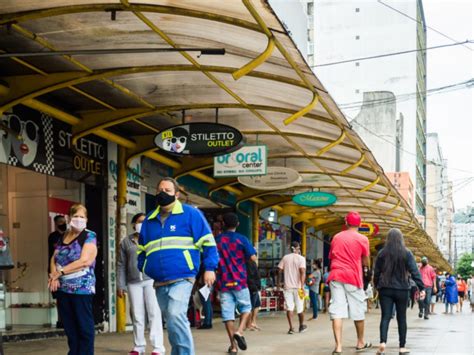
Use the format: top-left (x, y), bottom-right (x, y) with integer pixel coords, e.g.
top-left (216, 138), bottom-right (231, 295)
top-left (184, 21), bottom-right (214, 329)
top-left (328, 229), bottom-right (370, 289)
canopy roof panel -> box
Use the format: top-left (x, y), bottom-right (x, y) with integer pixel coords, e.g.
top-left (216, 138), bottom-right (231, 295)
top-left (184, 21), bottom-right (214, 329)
top-left (0, 0), bottom-right (449, 269)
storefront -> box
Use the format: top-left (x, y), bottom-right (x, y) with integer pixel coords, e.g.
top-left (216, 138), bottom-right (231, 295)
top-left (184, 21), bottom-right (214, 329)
top-left (0, 106), bottom-right (108, 334)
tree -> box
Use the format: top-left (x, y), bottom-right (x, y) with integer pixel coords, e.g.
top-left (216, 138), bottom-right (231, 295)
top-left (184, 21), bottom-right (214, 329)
top-left (456, 253), bottom-right (473, 279)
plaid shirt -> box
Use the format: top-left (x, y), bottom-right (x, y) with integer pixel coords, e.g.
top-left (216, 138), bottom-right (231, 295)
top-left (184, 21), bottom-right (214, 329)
top-left (216, 231), bottom-right (256, 292)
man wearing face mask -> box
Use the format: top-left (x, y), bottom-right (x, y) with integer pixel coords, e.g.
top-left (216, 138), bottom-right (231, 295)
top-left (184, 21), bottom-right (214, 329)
top-left (118, 213), bottom-right (165, 355)
top-left (138, 177), bottom-right (219, 355)
top-left (418, 256), bottom-right (437, 320)
top-left (48, 214), bottom-right (67, 328)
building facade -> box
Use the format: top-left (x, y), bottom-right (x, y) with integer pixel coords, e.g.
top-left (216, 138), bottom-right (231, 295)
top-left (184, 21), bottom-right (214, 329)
top-left (425, 133), bottom-right (454, 261)
top-left (453, 206), bottom-right (474, 265)
top-left (313, 0), bottom-right (427, 218)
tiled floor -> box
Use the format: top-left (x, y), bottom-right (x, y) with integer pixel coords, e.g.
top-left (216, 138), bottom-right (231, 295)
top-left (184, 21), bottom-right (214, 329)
top-left (5, 301), bottom-right (473, 354)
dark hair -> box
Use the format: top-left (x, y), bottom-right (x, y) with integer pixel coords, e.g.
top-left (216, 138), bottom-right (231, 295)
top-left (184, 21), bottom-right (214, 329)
top-left (223, 212), bottom-right (239, 229)
top-left (313, 259), bottom-right (322, 269)
top-left (131, 212), bottom-right (145, 225)
top-left (291, 241), bottom-right (300, 252)
top-left (54, 215), bottom-right (65, 223)
top-left (379, 228), bottom-right (407, 285)
top-left (158, 177), bottom-right (180, 194)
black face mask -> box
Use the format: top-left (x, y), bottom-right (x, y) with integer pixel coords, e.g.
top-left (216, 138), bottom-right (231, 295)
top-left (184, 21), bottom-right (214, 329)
top-left (156, 191), bottom-right (176, 207)
top-left (57, 223), bottom-right (67, 233)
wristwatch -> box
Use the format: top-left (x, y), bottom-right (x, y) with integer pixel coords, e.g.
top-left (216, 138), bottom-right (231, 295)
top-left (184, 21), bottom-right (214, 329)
top-left (57, 265), bottom-right (65, 275)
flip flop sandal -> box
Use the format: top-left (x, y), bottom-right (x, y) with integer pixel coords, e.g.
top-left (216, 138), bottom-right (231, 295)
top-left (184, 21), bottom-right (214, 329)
top-left (355, 342), bottom-right (372, 352)
top-left (332, 351), bottom-right (342, 355)
top-left (227, 346), bottom-right (238, 354)
top-left (233, 333), bottom-right (247, 351)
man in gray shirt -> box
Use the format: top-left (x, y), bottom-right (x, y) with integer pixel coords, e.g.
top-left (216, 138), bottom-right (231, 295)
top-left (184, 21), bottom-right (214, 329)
top-left (308, 259), bottom-right (322, 320)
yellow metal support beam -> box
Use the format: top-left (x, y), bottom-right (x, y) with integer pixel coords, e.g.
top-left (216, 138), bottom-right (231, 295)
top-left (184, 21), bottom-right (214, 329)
top-left (0, 4), bottom-right (264, 33)
top-left (385, 200), bottom-right (401, 215)
top-left (316, 130), bottom-right (346, 156)
top-left (0, 65), bottom-right (308, 113)
top-left (341, 153), bottom-right (365, 175)
top-left (373, 189), bottom-right (391, 205)
top-left (283, 92), bottom-right (319, 125)
top-left (233, 37), bottom-right (275, 80)
top-left (359, 176), bottom-right (380, 193)
top-left (252, 203), bottom-right (259, 250)
top-left (302, 222), bottom-right (307, 257)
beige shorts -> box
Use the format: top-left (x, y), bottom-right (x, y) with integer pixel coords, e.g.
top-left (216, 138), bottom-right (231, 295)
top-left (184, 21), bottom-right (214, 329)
top-left (284, 288), bottom-right (304, 314)
top-left (329, 281), bottom-right (367, 321)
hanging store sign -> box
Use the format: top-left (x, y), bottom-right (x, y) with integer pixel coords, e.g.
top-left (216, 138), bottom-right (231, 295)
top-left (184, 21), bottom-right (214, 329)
top-left (292, 191), bottom-right (337, 207)
top-left (214, 145), bottom-right (267, 177)
top-left (358, 222), bottom-right (379, 237)
top-left (0, 105), bottom-right (107, 186)
top-left (154, 123), bottom-right (243, 156)
top-left (238, 167), bottom-right (302, 190)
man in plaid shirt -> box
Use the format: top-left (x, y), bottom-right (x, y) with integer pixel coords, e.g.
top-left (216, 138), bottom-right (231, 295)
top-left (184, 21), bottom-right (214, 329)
top-left (215, 213), bottom-right (257, 355)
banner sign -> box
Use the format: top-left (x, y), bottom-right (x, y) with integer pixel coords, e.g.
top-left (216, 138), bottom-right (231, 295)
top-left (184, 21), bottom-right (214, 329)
top-left (154, 123), bottom-right (244, 156)
top-left (292, 191), bottom-right (337, 207)
top-left (0, 105), bottom-right (107, 186)
top-left (213, 145), bottom-right (267, 177)
top-left (238, 167), bottom-right (302, 190)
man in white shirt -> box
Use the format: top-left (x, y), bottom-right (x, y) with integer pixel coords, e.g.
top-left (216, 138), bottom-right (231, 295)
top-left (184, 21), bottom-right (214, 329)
top-left (278, 241), bottom-right (307, 334)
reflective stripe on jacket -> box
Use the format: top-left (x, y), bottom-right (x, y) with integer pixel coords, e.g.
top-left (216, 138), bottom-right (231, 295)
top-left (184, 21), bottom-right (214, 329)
top-left (137, 200), bottom-right (219, 283)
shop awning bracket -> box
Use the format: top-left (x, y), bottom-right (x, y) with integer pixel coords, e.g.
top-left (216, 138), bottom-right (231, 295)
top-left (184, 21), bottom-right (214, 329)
top-left (232, 37), bottom-right (275, 80)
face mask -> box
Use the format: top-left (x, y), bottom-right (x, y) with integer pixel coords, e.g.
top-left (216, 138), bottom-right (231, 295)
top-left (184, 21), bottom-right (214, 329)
top-left (135, 223), bottom-right (142, 234)
top-left (70, 217), bottom-right (87, 232)
top-left (57, 223), bottom-right (67, 233)
top-left (156, 191), bottom-right (176, 207)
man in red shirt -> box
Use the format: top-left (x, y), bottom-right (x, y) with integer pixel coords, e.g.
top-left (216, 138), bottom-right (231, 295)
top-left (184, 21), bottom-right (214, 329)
top-left (328, 212), bottom-right (372, 354)
top-left (418, 256), bottom-right (437, 319)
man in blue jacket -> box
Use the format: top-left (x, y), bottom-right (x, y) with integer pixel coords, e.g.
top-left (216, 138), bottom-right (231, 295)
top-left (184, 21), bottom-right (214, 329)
top-left (138, 177), bottom-right (219, 355)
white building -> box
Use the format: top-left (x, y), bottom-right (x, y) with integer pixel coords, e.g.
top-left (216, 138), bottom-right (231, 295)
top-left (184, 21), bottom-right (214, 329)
top-left (453, 206), bottom-right (474, 265)
top-left (426, 133), bottom-right (454, 262)
top-left (313, 0), bottom-right (427, 218)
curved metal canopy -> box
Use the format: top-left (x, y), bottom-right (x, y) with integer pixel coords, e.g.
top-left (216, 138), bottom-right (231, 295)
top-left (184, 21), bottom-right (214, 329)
top-left (0, 0), bottom-right (449, 270)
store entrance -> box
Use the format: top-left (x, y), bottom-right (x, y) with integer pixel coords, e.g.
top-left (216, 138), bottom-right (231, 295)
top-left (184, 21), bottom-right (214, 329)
top-left (0, 164), bottom-right (106, 334)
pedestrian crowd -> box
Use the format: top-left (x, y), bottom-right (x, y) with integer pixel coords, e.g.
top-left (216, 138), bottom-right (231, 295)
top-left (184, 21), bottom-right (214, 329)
top-left (47, 177), bottom-right (473, 355)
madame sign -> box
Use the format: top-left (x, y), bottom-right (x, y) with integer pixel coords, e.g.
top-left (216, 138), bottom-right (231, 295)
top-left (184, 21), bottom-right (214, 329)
top-left (154, 123), bottom-right (243, 156)
top-left (292, 191), bottom-right (337, 207)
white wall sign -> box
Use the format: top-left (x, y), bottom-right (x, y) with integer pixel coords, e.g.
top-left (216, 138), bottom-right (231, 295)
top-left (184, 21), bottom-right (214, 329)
top-left (238, 166), bottom-right (302, 190)
top-left (214, 145), bottom-right (267, 177)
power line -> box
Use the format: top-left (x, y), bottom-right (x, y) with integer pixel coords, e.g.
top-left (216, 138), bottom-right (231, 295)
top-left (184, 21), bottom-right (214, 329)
top-left (338, 79), bottom-right (473, 110)
top-left (377, 0), bottom-right (473, 52)
top-left (312, 40), bottom-right (473, 67)
top-left (350, 119), bottom-right (474, 176)
top-left (428, 178), bottom-right (474, 205)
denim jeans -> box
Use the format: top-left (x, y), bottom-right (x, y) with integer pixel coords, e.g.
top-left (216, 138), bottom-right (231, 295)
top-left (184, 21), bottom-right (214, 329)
top-left (199, 288), bottom-right (213, 327)
top-left (156, 280), bottom-right (194, 355)
top-left (418, 287), bottom-right (432, 316)
top-left (309, 290), bottom-right (318, 318)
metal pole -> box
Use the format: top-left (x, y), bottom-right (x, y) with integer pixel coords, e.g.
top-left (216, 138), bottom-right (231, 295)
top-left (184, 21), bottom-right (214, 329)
top-left (116, 146), bottom-right (128, 332)
top-left (302, 222), bottom-right (307, 257)
top-left (252, 203), bottom-right (259, 257)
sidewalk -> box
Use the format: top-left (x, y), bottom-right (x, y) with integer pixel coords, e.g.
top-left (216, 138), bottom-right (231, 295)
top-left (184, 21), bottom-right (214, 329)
top-left (5, 302), bottom-right (473, 354)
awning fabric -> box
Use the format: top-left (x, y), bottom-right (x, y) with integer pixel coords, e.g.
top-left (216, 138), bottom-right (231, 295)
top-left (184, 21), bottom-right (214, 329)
top-left (0, 0), bottom-right (450, 270)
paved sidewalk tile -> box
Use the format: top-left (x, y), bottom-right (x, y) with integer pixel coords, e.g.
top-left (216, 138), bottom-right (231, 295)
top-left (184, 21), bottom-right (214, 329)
top-left (5, 302), bottom-right (473, 354)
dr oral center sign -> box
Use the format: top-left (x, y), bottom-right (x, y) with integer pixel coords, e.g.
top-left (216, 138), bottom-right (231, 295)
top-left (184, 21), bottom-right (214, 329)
top-left (214, 145), bottom-right (267, 177)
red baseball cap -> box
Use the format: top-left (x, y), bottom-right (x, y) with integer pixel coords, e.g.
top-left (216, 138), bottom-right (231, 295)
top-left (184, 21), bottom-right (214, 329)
top-left (345, 211), bottom-right (361, 227)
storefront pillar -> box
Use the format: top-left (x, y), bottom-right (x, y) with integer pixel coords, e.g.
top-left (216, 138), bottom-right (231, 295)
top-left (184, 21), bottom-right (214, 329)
top-left (301, 222), bottom-right (307, 257)
top-left (116, 146), bottom-right (127, 332)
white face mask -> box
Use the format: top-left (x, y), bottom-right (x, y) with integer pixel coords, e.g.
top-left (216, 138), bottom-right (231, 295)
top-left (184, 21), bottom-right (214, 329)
top-left (135, 223), bottom-right (142, 234)
top-left (70, 217), bottom-right (87, 232)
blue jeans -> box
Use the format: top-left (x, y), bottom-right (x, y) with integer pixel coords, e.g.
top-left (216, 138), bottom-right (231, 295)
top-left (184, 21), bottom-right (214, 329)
top-left (156, 280), bottom-right (194, 355)
top-left (220, 288), bottom-right (252, 322)
top-left (309, 290), bottom-right (318, 318)
top-left (199, 288), bottom-right (213, 327)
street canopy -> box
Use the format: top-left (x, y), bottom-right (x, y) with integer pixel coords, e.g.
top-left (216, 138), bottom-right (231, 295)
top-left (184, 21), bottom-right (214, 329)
top-left (0, 0), bottom-right (450, 270)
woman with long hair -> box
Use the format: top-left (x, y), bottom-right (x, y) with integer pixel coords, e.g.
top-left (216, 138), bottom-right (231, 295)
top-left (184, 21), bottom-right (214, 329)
top-left (373, 228), bottom-right (425, 355)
